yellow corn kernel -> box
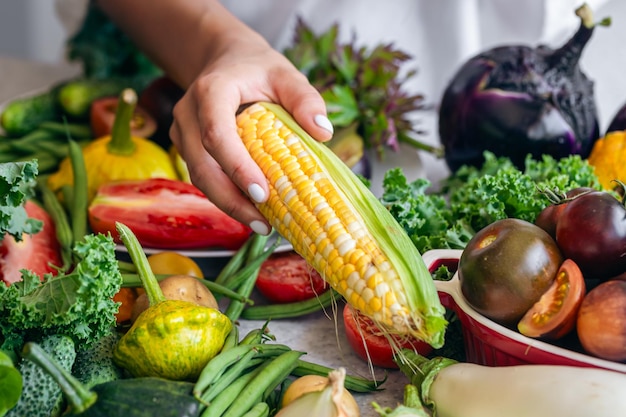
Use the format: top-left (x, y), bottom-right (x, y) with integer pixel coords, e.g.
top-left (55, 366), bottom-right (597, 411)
top-left (235, 102), bottom-right (447, 348)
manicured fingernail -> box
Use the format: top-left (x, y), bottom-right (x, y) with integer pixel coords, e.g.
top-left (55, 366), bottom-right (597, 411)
top-left (248, 183), bottom-right (266, 203)
top-left (314, 114), bottom-right (334, 134)
top-left (249, 220), bottom-right (270, 235)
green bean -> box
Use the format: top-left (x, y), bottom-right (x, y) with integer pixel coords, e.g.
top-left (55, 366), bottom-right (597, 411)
top-left (292, 359), bottom-right (386, 393)
top-left (68, 139), bottom-right (88, 243)
top-left (121, 273), bottom-right (252, 304)
top-left (195, 343), bottom-right (292, 397)
top-left (39, 121), bottom-right (92, 139)
top-left (194, 344), bottom-right (258, 396)
top-left (200, 365), bottom-right (266, 417)
top-left (241, 289), bottom-right (341, 320)
top-left (220, 325), bottom-right (239, 353)
top-left (38, 178), bottom-right (73, 269)
top-left (222, 350), bottom-right (305, 417)
top-left (241, 402), bottom-right (269, 417)
top-left (214, 235), bottom-right (254, 286)
top-left (222, 235), bottom-right (275, 291)
top-left (199, 348), bottom-right (260, 403)
top-left (239, 324), bottom-right (274, 346)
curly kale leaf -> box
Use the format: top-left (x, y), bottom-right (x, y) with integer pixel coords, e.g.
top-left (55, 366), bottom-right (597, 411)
top-left (67, 4), bottom-right (162, 80)
top-left (381, 152), bottom-right (600, 252)
top-left (0, 234), bottom-right (122, 353)
top-left (0, 160), bottom-right (41, 241)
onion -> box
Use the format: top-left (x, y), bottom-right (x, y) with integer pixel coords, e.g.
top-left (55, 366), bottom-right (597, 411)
top-left (277, 368), bottom-right (360, 417)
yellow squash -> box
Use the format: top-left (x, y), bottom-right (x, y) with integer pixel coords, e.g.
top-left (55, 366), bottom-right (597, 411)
top-left (48, 88), bottom-right (178, 202)
top-left (587, 130), bottom-right (626, 191)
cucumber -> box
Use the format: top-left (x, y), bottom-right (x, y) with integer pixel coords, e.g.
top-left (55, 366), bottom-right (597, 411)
top-left (7, 334), bottom-right (77, 417)
top-left (56, 77), bottom-right (153, 119)
top-left (1, 91), bottom-right (60, 136)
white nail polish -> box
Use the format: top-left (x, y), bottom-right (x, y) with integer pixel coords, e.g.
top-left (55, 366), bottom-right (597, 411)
top-left (248, 183), bottom-right (266, 203)
top-left (249, 220), bottom-right (270, 235)
top-left (314, 114), bottom-right (334, 134)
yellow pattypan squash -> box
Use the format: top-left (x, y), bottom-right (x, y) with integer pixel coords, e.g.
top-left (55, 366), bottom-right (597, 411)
top-left (48, 88), bottom-right (178, 202)
top-left (587, 130), bottom-right (626, 191)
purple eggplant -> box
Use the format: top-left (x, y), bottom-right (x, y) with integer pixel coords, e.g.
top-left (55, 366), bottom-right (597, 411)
top-left (606, 101), bottom-right (626, 134)
top-left (439, 4), bottom-right (609, 172)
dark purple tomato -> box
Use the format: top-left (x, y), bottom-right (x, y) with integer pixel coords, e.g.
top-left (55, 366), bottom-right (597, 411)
top-left (459, 218), bottom-right (563, 327)
top-left (555, 190), bottom-right (626, 281)
top-left (535, 187), bottom-right (595, 239)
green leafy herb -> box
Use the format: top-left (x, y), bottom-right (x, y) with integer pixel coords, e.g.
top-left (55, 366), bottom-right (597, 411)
top-left (0, 234), bottom-right (122, 354)
top-left (381, 151), bottom-right (601, 253)
top-left (66, 4), bottom-right (162, 80)
top-left (0, 160), bottom-right (41, 241)
top-left (284, 18), bottom-right (438, 157)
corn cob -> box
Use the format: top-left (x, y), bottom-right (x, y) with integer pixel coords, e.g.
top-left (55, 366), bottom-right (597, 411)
top-left (236, 102), bottom-right (447, 348)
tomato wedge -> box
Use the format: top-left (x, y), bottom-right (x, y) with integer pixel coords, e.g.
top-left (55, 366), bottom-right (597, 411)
top-left (517, 259), bottom-right (586, 340)
top-left (0, 200), bottom-right (63, 285)
top-left (255, 251), bottom-right (329, 303)
top-left (90, 96), bottom-right (158, 139)
top-left (342, 304), bottom-right (433, 369)
top-left (88, 178), bottom-right (251, 250)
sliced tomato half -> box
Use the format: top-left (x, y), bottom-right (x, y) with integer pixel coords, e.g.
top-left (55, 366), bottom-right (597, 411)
top-left (88, 178), bottom-right (251, 250)
top-left (255, 251), bottom-right (329, 303)
top-left (0, 200), bottom-right (63, 285)
top-left (90, 96), bottom-right (158, 139)
top-left (342, 304), bottom-right (433, 369)
top-left (517, 258), bottom-right (586, 340)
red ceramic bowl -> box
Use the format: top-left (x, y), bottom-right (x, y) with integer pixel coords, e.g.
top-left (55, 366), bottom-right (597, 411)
top-left (422, 249), bottom-right (626, 374)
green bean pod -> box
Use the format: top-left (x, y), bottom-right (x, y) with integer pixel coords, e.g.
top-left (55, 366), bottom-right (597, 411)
top-left (241, 290), bottom-right (341, 320)
top-left (292, 359), bottom-right (385, 393)
top-left (222, 350), bottom-right (305, 417)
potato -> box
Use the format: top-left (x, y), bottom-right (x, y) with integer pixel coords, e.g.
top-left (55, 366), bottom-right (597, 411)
top-left (131, 274), bottom-right (219, 323)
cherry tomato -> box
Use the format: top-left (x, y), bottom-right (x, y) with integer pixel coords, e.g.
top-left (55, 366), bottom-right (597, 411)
top-left (90, 96), bottom-right (158, 139)
top-left (88, 178), bottom-right (251, 250)
top-left (342, 304), bottom-right (433, 369)
top-left (0, 200), bottom-right (63, 285)
top-left (255, 251), bottom-right (328, 303)
top-left (535, 187), bottom-right (595, 239)
top-left (459, 218), bottom-right (563, 327)
top-left (556, 188), bottom-right (626, 280)
top-left (517, 259), bottom-right (586, 340)
top-left (147, 251), bottom-right (204, 278)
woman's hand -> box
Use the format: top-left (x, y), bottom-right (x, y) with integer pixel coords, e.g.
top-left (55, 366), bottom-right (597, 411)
top-left (169, 35), bottom-right (333, 235)
top-left (97, 0), bottom-right (334, 234)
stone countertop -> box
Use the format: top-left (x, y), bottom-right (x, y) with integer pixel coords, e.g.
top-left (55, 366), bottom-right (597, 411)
top-left (1, 55), bottom-right (440, 416)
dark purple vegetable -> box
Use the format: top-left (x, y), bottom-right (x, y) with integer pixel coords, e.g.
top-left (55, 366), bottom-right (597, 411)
top-left (606, 101), bottom-right (626, 134)
top-left (439, 4), bottom-right (609, 172)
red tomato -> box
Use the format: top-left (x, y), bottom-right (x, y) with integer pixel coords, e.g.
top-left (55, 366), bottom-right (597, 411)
top-left (0, 200), bottom-right (63, 285)
top-left (342, 304), bottom-right (433, 369)
top-left (90, 96), bottom-right (158, 139)
top-left (517, 259), bottom-right (586, 340)
top-left (255, 251), bottom-right (329, 303)
top-left (88, 178), bottom-right (251, 250)
top-left (535, 187), bottom-right (595, 239)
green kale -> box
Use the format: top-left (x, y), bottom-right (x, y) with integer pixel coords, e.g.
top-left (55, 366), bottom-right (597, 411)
top-left (0, 234), bottom-right (122, 354)
top-left (66, 4), bottom-right (162, 80)
top-left (0, 161), bottom-right (41, 241)
top-left (381, 151), bottom-right (600, 252)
